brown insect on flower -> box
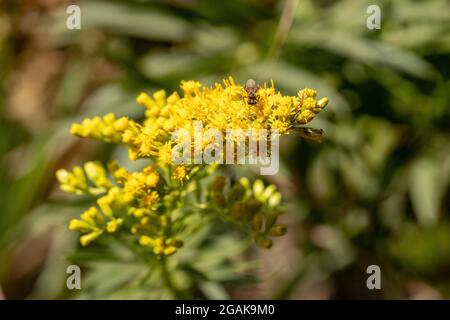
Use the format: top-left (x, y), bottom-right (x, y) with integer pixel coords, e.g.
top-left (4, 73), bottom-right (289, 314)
top-left (244, 78), bottom-right (260, 105)
top-left (295, 127), bottom-right (324, 143)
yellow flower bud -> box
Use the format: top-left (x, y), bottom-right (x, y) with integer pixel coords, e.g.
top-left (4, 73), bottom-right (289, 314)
top-left (317, 97), bottom-right (329, 108)
top-left (72, 166), bottom-right (87, 186)
top-left (136, 92), bottom-right (153, 108)
top-left (153, 246), bottom-right (164, 255)
top-left (268, 192), bottom-right (282, 208)
top-left (261, 184), bottom-right (277, 201)
top-left (140, 217), bottom-right (150, 225)
top-left (69, 219), bottom-right (93, 232)
top-left (61, 184), bottom-right (76, 193)
top-left (128, 148), bottom-right (139, 160)
top-left (56, 169), bottom-right (70, 184)
top-left (70, 123), bottom-right (85, 136)
top-left (102, 126), bottom-right (114, 137)
top-left (239, 177), bottom-right (250, 189)
top-left (163, 246), bottom-right (177, 256)
top-left (253, 179), bottom-right (265, 197)
top-left (97, 197), bottom-right (113, 217)
top-left (133, 208), bottom-right (145, 218)
top-left (84, 161), bottom-right (106, 181)
top-left (139, 235), bottom-right (154, 247)
top-left (80, 230), bottom-right (102, 246)
top-left (153, 90), bottom-right (166, 107)
top-left (113, 117), bottom-right (129, 131)
top-left (145, 172), bottom-right (160, 187)
top-left (106, 219), bottom-right (122, 233)
top-left (103, 113), bottom-right (115, 124)
top-left (167, 92), bottom-right (180, 104)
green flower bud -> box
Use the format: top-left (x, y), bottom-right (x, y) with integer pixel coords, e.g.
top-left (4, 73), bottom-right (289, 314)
top-left (212, 190), bottom-right (225, 206)
top-left (230, 202), bottom-right (245, 219)
top-left (245, 199), bottom-right (262, 215)
top-left (252, 213), bottom-right (264, 232)
top-left (211, 176), bottom-right (226, 192)
top-left (167, 239), bottom-right (184, 248)
top-left (264, 213), bottom-right (278, 232)
top-left (269, 224), bottom-right (287, 236)
top-left (255, 236), bottom-right (273, 249)
top-left (228, 183), bottom-right (245, 204)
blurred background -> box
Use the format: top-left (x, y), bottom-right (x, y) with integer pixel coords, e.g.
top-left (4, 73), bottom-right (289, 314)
top-left (0, 0), bottom-right (449, 299)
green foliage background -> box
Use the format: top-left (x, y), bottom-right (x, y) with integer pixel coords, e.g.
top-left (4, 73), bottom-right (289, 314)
top-left (0, 0), bottom-right (449, 299)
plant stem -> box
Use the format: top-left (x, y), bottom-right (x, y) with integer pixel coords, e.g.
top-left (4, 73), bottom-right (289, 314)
top-left (160, 257), bottom-right (179, 299)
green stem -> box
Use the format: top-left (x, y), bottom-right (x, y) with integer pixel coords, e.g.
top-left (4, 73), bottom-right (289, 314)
top-left (160, 257), bottom-right (179, 299)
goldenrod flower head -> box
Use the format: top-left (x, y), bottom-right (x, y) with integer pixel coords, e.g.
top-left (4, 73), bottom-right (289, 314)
top-left (142, 191), bottom-right (160, 210)
top-left (172, 165), bottom-right (188, 181)
top-left (124, 172), bottom-right (148, 196)
top-left (158, 142), bottom-right (174, 165)
top-left (298, 88), bottom-right (317, 100)
top-left (143, 166), bottom-right (160, 187)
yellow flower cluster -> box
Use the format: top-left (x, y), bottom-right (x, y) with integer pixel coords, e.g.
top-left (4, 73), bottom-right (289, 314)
top-left (69, 77), bottom-right (328, 167)
top-left (70, 113), bottom-right (129, 143)
top-left (57, 161), bottom-right (182, 255)
top-left (68, 206), bottom-right (123, 246)
top-left (139, 235), bottom-right (183, 256)
top-left (56, 161), bottom-right (112, 195)
top-left (57, 77), bottom-right (328, 257)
